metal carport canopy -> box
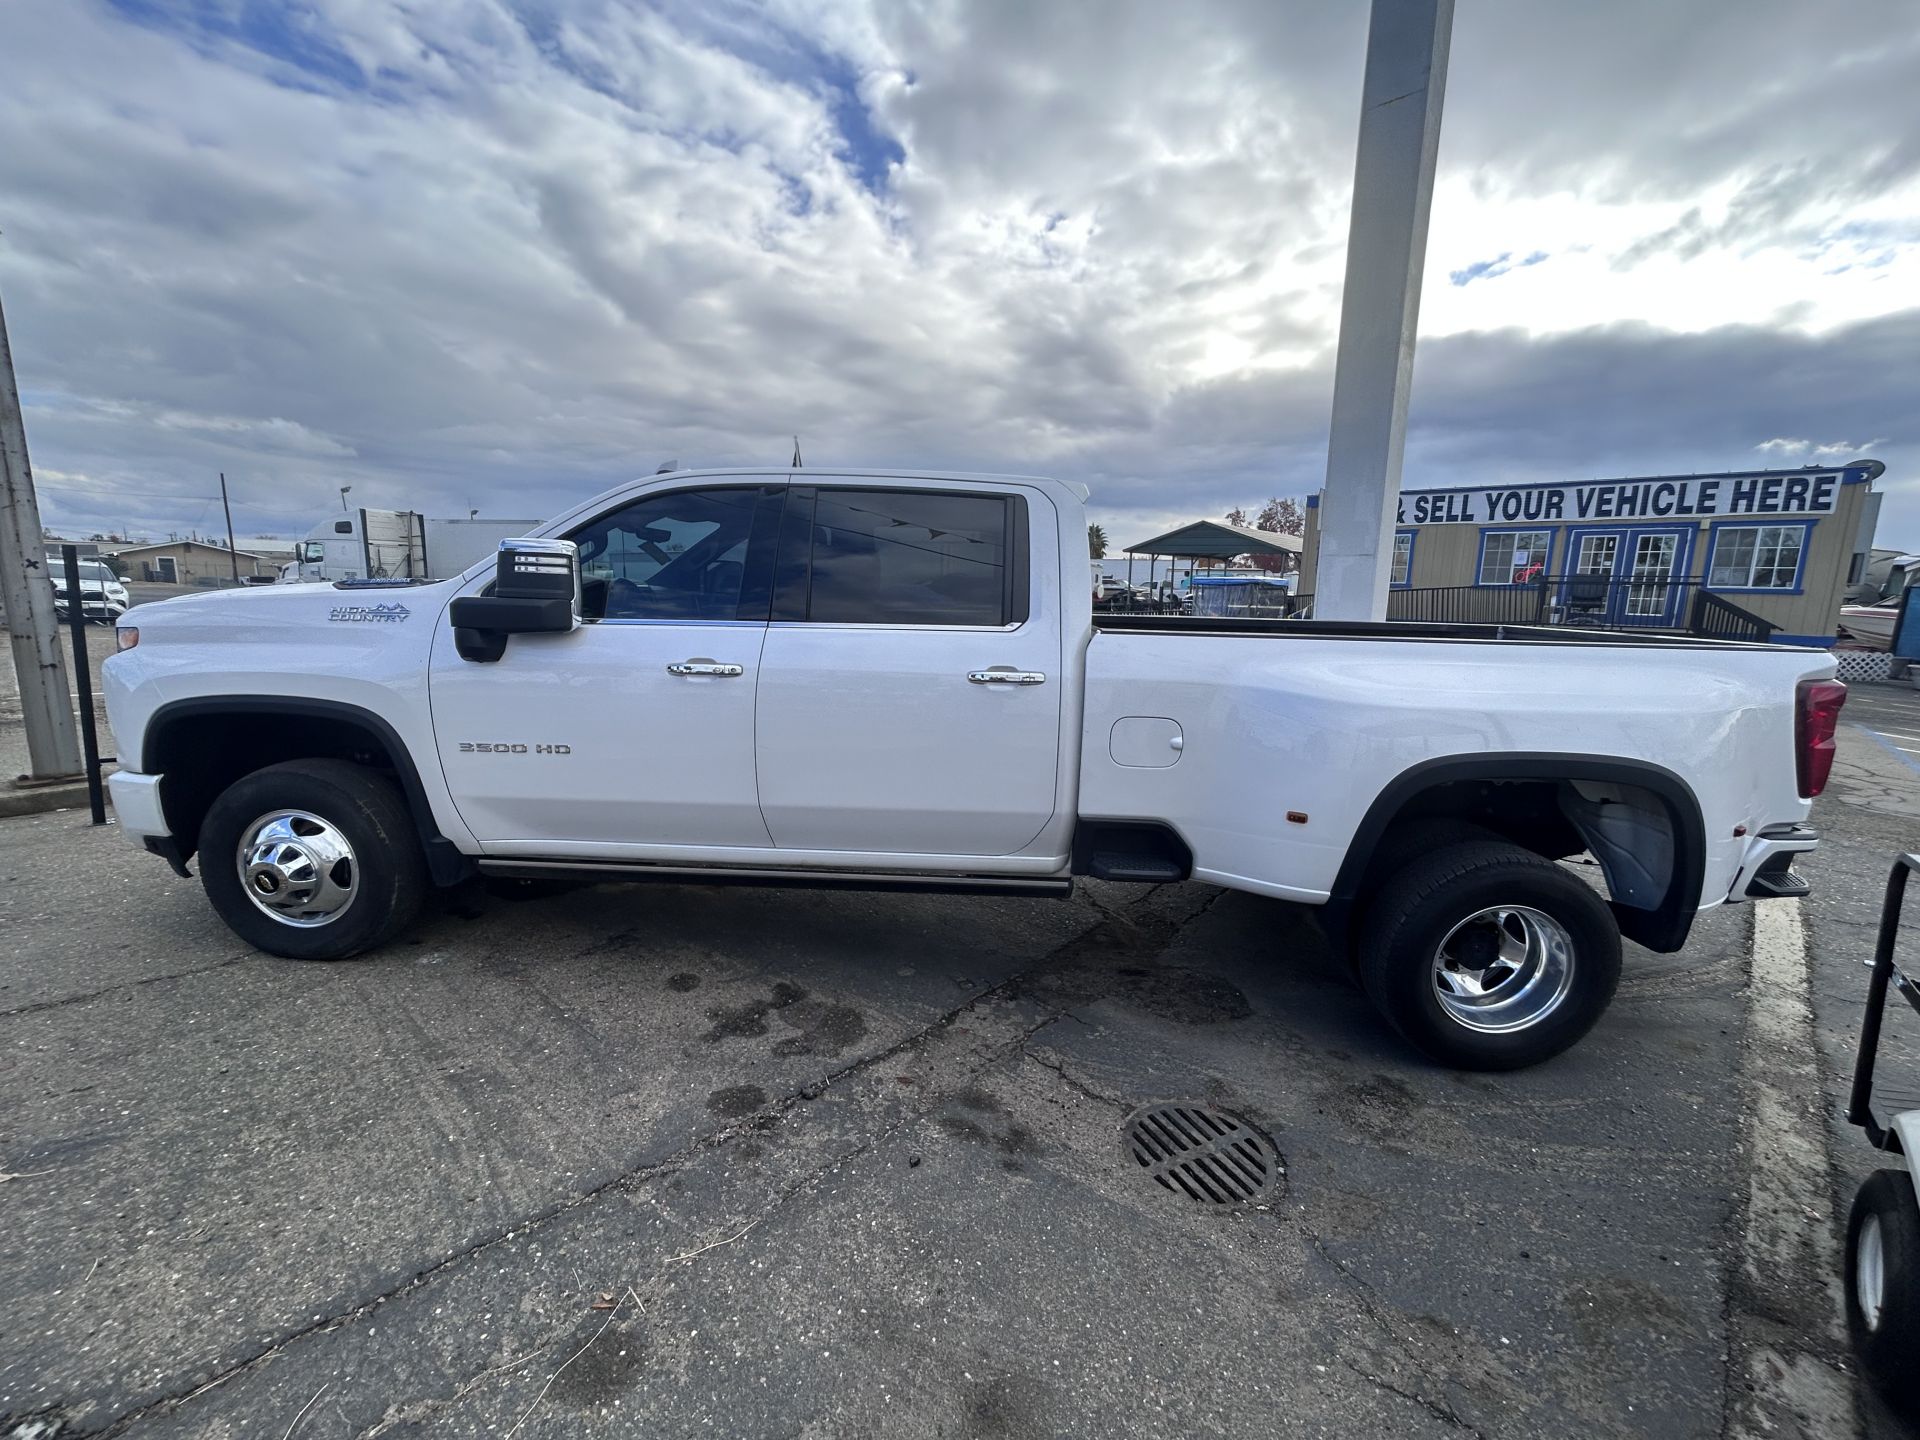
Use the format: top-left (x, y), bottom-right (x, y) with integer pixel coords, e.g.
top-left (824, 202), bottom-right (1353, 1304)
top-left (1123, 519), bottom-right (1303, 561)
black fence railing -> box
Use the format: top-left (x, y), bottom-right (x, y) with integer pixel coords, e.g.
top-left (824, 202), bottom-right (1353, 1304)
top-left (1287, 577), bottom-right (1778, 641)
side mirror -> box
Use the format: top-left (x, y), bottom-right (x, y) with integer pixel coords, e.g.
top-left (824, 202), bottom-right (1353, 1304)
top-left (449, 538), bottom-right (580, 663)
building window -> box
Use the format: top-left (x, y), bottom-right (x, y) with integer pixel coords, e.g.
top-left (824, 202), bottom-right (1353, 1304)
top-left (1478, 530), bottom-right (1552, 585)
top-left (1390, 531), bottom-right (1414, 588)
top-left (1708, 524), bottom-right (1806, 590)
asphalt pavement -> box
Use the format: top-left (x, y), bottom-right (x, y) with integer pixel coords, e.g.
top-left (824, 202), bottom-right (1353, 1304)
top-left (0, 697), bottom-right (1914, 1438)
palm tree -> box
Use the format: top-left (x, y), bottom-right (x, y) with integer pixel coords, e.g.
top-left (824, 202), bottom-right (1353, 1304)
top-left (1088, 524), bottom-right (1108, 560)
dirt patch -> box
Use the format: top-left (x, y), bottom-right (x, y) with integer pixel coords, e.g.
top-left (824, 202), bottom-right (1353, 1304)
top-left (1562, 1274), bottom-right (1691, 1346)
top-left (706, 1084), bottom-right (768, 1118)
top-left (1021, 963), bottom-right (1252, 1025)
top-left (702, 981), bottom-right (808, 1042)
top-left (548, 1312), bottom-right (648, 1408)
top-left (770, 997), bottom-right (867, 1058)
top-left (937, 1094), bottom-right (1044, 1173)
top-left (700, 981), bottom-right (866, 1057)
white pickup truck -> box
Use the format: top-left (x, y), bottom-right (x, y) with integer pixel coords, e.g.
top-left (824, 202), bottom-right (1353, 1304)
top-left (102, 468), bottom-right (1845, 1069)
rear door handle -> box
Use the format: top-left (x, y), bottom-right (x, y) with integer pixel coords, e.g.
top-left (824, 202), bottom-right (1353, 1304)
top-left (667, 660), bottom-right (744, 677)
top-left (968, 669), bottom-right (1046, 685)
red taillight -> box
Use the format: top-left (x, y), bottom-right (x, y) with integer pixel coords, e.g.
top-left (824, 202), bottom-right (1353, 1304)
top-left (1796, 678), bottom-right (1847, 798)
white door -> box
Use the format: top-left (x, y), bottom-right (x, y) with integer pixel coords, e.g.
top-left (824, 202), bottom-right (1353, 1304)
top-left (1624, 530), bottom-right (1683, 622)
top-left (754, 483), bottom-right (1063, 856)
top-left (428, 483), bottom-right (784, 849)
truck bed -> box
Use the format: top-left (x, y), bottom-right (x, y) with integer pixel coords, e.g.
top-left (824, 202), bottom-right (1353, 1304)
top-left (1093, 613), bottom-right (1789, 650)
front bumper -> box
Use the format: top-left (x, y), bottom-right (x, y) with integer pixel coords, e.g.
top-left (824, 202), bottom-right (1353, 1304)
top-left (107, 771), bottom-right (168, 841)
top-left (54, 597), bottom-right (127, 617)
top-left (107, 772), bottom-right (192, 877)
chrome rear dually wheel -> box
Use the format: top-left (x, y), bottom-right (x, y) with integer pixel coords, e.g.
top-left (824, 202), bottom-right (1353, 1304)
top-left (1430, 905), bottom-right (1576, 1035)
top-left (1357, 840), bottom-right (1621, 1071)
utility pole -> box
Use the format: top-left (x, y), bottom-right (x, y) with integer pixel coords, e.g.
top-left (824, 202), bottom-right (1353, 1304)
top-left (0, 286), bottom-right (82, 778)
top-left (1314, 0), bottom-right (1454, 620)
top-left (219, 471), bottom-right (240, 583)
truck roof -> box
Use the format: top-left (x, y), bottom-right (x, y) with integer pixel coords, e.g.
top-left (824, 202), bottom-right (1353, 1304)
top-left (639, 467), bottom-right (1091, 501)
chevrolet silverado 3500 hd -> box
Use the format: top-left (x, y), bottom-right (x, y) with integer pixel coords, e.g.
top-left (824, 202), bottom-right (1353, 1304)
top-left (102, 468), bottom-right (1844, 1069)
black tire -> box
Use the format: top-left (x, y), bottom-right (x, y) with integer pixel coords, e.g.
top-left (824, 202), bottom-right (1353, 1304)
top-left (1848, 1168), bottom-right (1920, 1413)
top-left (199, 758), bottom-right (426, 960)
top-left (1356, 841), bottom-right (1621, 1070)
top-left (1341, 818), bottom-right (1501, 970)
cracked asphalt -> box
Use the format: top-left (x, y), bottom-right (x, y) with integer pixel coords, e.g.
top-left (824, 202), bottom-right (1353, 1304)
top-left (2, 700), bottom-right (1911, 1438)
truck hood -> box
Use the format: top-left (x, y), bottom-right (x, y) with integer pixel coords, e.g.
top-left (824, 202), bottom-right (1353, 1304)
top-left (128, 579), bottom-right (460, 634)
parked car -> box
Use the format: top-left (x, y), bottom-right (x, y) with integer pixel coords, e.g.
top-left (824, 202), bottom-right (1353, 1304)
top-left (102, 467), bottom-right (1841, 1070)
top-left (49, 558), bottom-right (130, 622)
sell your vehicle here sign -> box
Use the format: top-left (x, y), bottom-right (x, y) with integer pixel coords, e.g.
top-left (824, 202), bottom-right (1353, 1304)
top-left (1398, 471), bottom-right (1844, 526)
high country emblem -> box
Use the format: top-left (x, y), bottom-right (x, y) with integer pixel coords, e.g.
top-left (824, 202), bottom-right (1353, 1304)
top-left (329, 602), bottom-right (412, 623)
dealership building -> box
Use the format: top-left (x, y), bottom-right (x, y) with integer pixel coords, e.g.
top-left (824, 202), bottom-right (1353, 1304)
top-left (1298, 460), bottom-right (1885, 646)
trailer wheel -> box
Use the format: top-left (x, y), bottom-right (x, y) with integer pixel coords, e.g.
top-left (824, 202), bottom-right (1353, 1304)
top-left (1848, 1168), bottom-right (1920, 1411)
top-left (199, 759), bottom-right (426, 961)
top-left (1356, 841), bottom-right (1621, 1070)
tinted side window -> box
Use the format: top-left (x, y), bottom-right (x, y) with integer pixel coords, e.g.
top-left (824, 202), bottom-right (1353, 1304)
top-left (567, 488), bottom-right (764, 621)
top-left (806, 490), bottom-right (1011, 626)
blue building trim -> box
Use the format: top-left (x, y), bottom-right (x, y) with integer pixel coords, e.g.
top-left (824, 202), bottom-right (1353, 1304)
top-left (1555, 524), bottom-right (1696, 620)
top-left (1474, 526), bottom-right (1557, 586)
top-left (1391, 529), bottom-right (1416, 588)
top-left (1702, 518), bottom-right (1814, 595)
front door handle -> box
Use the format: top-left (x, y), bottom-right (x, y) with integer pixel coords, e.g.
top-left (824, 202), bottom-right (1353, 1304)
top-left (667, 660), bottom-right (744, 677)
top-left (968, 669), bottom-right (1047, 685)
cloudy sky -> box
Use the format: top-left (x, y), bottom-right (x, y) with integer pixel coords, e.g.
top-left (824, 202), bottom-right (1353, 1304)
top-left (2, 0), bottom-right (1916, 550)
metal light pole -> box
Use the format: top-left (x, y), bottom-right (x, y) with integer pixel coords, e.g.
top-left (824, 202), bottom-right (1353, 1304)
top-left (0, 286), bottom-right (82, 779)
top-left (1314, 0), bottom-right (1454, 620)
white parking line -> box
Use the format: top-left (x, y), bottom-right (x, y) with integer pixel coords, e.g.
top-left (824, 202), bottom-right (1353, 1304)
top-left (1729, 899), bottom-right (1858, 1437)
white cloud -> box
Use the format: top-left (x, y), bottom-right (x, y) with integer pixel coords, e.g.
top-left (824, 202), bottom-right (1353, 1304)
top-left (0, 0), bottom-right (1915, 551)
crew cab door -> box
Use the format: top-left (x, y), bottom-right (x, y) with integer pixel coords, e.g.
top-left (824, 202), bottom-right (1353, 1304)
top-left (428, 482), bottom-right (784, 849)
top-left (753, 481), bottom-right (1063, 855)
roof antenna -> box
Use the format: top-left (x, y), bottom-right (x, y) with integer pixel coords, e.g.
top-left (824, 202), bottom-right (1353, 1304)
top-left (791, 435), bottom-right (803, 469)
top-left (655, 459), bottom-right (679, 474)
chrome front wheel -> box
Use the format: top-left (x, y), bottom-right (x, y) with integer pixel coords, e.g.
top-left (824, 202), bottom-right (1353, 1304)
top-left (1431, 904), bottom-right (1576, 1035)
top-left (236, 809), bottom-right (359, 927)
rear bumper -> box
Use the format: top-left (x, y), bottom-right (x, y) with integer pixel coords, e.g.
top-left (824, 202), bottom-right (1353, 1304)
top-left (1731, 823), bottom-right (1819, 901)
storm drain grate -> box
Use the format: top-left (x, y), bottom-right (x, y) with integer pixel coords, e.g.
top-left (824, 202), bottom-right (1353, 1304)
top-left (1121, 1103), bottom-right (1281, 1208)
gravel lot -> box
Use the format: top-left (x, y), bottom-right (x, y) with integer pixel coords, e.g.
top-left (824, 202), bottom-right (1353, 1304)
top-left (1, 683), bottom-right (1916, 1438)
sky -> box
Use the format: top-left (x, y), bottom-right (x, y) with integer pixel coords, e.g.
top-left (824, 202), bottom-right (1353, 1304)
top-left (1, 0), bottom-right (1916, 549)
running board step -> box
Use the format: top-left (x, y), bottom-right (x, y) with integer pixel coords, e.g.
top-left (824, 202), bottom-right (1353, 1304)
top-left (1081, 852), bottom-right (1186, 883)
top-left (1746, 870), bottom-right (1811, 899)
top-left (477, 859), bottom-right (1072, 898)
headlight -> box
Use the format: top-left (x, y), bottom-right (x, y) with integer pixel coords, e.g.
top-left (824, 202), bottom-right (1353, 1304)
top-left (115, 627), bottom-right (139, 652)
